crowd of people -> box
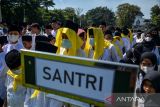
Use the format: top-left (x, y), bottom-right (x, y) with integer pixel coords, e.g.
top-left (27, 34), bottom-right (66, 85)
top-left (0, 19), bottom-right (160, 107)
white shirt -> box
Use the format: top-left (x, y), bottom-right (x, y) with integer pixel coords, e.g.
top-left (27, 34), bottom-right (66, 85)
top-left (114, 40), bottom-right (123, 51)
top-left (77, 48), bottom-right (86, 57)
top-left (101, 44), bottom-right (120, 62)
top-left (88, 44), bottom-right (120, 62)
top-left (2, 41), bottom-right (24, 54)
top-left (24, 88), bottom-right (36, 107)
top-left (51, 30), bottom-right (56, 38)
top-left (88, 49), bottom-right (94, 59)
top-left (6, 70), bottom-right (26, 107)
top-left (133, 35), bottom-right (143, 44)
top-left (121, 37), bottom-right (131, 53)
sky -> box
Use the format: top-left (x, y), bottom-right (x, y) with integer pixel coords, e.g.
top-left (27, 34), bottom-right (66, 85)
top-left (53, 0), bottom-right (160, 19)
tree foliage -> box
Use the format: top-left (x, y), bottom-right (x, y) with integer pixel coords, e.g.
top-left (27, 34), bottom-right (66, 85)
top-left (116, 3), bottom-right (142, 28)
top-left (151, 5), bottom-right (160, 28)
top-left (1, 1), bottom-right (147, 29)
top-left (63, 7), bottom-right (77, 21)
top-left (85, 6), bottom-right (115, 26)
top-left (1, 0), bottom-right (55, 25)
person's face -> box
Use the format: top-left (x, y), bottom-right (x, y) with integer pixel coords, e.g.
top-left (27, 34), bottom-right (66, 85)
top-left (61, 33), bottom-right (72, 49)
top-left (99, 25), bottom-right (106, 32)
top-left (145, 33), bottom-right (152, 38)
top-left (151, 31), bottom-right (158, 35)
top-left (105, 34), bottom-right (112, 41)
top-left (141, 58), bottom-right (153, 67)
top-left (143, 80), bottom-right (156, 94)
top-left (8, 31), bottom-right (20, 43)
top-left (45, 29), bottom-right (52, 35)
top-left (23, 41), bottom-right (32, 49)
top-left (9, 31), bottom-right (19, 36)
top-left (31, 27), bottom-right (38, 34)
top-left (79, 32), bottom-right (86, 42)
top-left (52, 22), bottom-right (57, 29)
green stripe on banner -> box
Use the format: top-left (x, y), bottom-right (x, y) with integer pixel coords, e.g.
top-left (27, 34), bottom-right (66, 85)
top-left (24, 55), bottom-right (36, 85)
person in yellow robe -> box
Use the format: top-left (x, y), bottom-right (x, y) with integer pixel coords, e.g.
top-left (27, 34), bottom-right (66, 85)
top-left (46, 20), bottom-right (89, 107)
top-left (84, 27), bottom-right (119, 62)
top-left (104, 30), bottom-right (123, 61)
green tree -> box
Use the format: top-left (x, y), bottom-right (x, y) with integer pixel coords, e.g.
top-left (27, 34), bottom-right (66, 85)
top-left (151, 5), bottom-right (160, 28)
top-left (116, 3), bottom-right (142, 28)
top-left (1, 0), bottom-right (55, 25)
top-left (50, 9), bottom-right (65, 23)
top-left (40, 0), bottom-right (55, 11)
top-left (85, 6), bottom-right (115, 26)
top-left (75, 8), bottom-right (83, 27)
top-left (80, 14), bottom-right (88, 28)
top-left (63, 7), bottom-right (78, 22)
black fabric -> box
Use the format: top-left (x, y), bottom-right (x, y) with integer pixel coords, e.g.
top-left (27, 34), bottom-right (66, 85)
top-left (126, 49), bottom-right (133, 58)
top-left (121, 27), bottom-right (129, 35)
top-left (35, 36), bottom-right (50, 42)
top-left (137, 30), bottom-right (142, 33)
top-left (48, 35), bottom-right (55, 41)
top-left (138, 52), bottom-right (158, 78)
top-left (141, 72), bottom-right (160, 93)
top-left (143, 27), bottom-right (157, 49)
top-left (0, 36), bottom-right (8, 45)
top-left (89, 28), bottom-right (94, 38)
top-left (0, 98), bottom-right (4, 107)
top-left (142, 40), bottom-right (156, 52)
top-left (121, 44), bottom-right (144, 65)
top-left (140, 52), bottom-right (157, 66)
top-left (150, 28), bottom-right (160, 46)
top-left (154, 36), bottom-right (160, 46)
top-left (22, 35), bottom-right (32, 42)
top-left (120, 49), bottom-right (135, 64)
top-left (100, 21), bottom-right (106, 26)
top-left (119, 58), bottom-right (135, 65)
top-left (5, 49), bottom-right (21, 70)
top-left (0, 37), bottom-right (3, 45)
top-left (138, 69), bottom-right (146, 80)
top-left (114, 31), bottom-right (121, 37)
top-left (35, 41), bottom-right (58, 53)
top-left (140, 72), bottom-right (160, 107)
top-left (133, 44), bottom-right (144, 63)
